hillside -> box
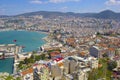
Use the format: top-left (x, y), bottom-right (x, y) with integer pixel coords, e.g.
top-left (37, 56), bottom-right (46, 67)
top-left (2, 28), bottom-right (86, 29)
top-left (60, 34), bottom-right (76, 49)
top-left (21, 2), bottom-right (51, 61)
top-left (1, 10), bottom-right (120, 19)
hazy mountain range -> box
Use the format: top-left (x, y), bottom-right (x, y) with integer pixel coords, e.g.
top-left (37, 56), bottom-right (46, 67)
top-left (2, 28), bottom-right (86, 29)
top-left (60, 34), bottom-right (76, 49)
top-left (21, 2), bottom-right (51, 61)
top-left (0, 10), bottom-right (120, 20)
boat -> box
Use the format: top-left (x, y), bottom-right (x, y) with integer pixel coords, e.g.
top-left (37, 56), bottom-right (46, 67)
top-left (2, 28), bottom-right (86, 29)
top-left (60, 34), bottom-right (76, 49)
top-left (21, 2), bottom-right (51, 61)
top-left (13, 40), bottom-right (17, 42)
top-left (0, 54), bottom-right (5, 60)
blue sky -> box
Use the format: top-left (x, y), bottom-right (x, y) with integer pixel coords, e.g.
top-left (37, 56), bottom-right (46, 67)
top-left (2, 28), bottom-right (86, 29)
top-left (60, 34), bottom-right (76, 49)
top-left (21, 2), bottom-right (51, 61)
top-left (0, 0), bottom-right (120, 15)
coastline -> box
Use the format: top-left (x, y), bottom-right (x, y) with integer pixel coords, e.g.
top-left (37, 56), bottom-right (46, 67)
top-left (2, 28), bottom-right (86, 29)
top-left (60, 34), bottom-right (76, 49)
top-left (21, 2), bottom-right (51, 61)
top-left (0, 30), bottom-right (49, 74)
top-left (0, 29), bottom-right (49, 35)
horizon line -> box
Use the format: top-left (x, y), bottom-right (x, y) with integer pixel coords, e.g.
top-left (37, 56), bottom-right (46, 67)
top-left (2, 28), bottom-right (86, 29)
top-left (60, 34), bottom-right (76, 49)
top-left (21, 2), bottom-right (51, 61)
top-left (0, 9), bottom-right (118, 16)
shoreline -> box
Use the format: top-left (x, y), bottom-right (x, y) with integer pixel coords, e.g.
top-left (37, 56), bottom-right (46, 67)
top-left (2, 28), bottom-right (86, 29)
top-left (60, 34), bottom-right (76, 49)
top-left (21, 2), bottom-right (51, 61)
top-left (0, 30), bottom-right (49, 74)
top-left (0, 29), bottom-right (49, 34)
top-left (0, 30), bottom-right (48, 52)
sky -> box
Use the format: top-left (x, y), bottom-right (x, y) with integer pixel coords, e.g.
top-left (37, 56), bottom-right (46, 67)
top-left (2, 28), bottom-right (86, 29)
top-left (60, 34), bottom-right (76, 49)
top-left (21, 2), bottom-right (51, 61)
top-left (0, 0), bottom-right (120, 15)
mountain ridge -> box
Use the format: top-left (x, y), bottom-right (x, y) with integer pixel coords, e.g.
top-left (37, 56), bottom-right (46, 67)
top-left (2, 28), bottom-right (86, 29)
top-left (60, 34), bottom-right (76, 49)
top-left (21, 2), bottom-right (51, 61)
top-left (0, 10), bottom-right (120, 19)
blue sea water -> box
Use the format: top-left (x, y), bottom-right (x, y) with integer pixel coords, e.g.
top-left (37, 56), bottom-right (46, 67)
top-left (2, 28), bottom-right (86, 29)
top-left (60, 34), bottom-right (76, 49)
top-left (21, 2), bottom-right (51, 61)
top-left (0, 30), bottom-right (47, 74)
top-left (0, 30), bottom-right (47, 52)
top-left (0, 58), bottom-right (14, 74)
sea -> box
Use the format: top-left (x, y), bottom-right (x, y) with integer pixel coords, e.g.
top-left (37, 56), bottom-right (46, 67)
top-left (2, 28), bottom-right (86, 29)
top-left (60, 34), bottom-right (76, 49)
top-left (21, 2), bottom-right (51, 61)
top-left (0, 30), bottom-right (47, 74)
top-left (0, 58), bottom-right (14, 74)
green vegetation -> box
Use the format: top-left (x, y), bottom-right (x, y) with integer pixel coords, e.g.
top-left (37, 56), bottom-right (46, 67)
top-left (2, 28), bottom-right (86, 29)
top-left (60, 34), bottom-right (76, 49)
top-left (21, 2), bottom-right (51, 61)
top-left (88, 58), bottom-right (113, 80)
top-left (18, 53), bottom-right (46, 70)
top-left (96, 32), bottom-right (118, 37)
top-left (96, 32), bottom-right (102, 37)
top-left (96, 32), bottom-right (101, 36)
top-left (16, 77), bottom-right (22, 80)
top-left (0, 75), bottom-right (15, 80)
top-left (0, 75), bottom-right (22, 80)
top-left (47, 49), bottom-right (61, 59)
top-left (102, 53), bottom-right (108, 57)
top-left (107, 61), bottom-right (117, 71)
top-left (5, 76), bottom-right (15, 80)
top-left (47, 49), bottom-right (61, 53)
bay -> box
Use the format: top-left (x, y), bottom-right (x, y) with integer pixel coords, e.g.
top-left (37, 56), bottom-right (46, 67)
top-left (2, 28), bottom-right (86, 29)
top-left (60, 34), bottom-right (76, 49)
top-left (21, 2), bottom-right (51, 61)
top-left (0, 30), bottom-right (47, 74)
top-left (0, 30), bottom-right (47, 52)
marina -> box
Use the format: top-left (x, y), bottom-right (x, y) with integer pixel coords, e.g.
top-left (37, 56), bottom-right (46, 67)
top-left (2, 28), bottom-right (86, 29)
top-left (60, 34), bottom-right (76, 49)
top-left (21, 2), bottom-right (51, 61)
top-left (0, 58), bottom-right (14, 74)
top-left (0, 30), bottom-right (47, 74)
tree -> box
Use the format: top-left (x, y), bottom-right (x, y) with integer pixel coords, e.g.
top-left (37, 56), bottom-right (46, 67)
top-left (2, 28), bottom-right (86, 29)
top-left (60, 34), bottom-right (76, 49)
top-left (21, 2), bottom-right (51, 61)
top-left (30, 54), bottom-right (34, 59)
top-left (35, 55), bottom-right (41, 61)
top-left (24, 58), bottom-right (28, 64)
top-left (97, 32), bottom-right (100, 35)
top-left (32, 51), bottom-right (36, 54)
top-left (107, 61), bottom-right (117, 71)
top-left (16, 77), bottom-right (21, 80)
top-left (102, 53), bottom-right (108, 57)
top-left (41, 54), bottom-right (45, 60)
top-left (18, 61), bottom-right (24, 69)
top-left (27, 58), bottom-right (35, 63)
top-left (6, 76), bottom-right (15, 80)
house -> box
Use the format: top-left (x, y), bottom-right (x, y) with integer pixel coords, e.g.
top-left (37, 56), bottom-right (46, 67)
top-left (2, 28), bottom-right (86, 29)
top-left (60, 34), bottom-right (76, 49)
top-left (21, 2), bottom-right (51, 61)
top-left (89, 46), bottom-right (102, 58)
top-left (50, 51), bottom-right (61, 59)
top-left (21, 68), bottom-right (33, 80)
top-left (90, 58), bottom-right (99, 69)
top-left (107, 48), bottom-right (115, 60)
top-left (77, 70), bottom-right (88, 80)
top-left (50, 65), bottom-right (63, 80)
top-left (112, 68), bottom-right (120, 80)
top-left (113, 56), bottom-right (120, 67)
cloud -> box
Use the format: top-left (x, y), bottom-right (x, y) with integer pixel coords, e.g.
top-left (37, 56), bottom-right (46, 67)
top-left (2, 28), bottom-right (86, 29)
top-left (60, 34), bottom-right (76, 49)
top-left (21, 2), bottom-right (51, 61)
top-left (60, 6), bottom-right (68, 12)
top-left (30, 0), bottom-right (80, 4)
top-left (105, 0), bottom-right (120, 5)
top-left (49, 0), bottom-right (80, 3)
top-left (30, 0), bottom-right (42, 4)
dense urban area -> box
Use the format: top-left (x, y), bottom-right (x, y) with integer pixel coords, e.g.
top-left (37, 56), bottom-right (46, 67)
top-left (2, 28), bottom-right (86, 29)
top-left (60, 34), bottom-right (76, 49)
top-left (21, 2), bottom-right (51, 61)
top-left (0, 10), bottom-right (120, 80)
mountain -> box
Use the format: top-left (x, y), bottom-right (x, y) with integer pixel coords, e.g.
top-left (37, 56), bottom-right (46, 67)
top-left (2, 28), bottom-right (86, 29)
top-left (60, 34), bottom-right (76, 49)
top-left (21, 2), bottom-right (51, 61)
top-left (92, 10), bottom-right (120, 19)
top-left (1, 10), bottom-right (120, 19)
top-left (15, 11), bottom-right (81, 18)
top-left (16, 10), bottom-right (120, 19)
top-left (78, 10), bottom-right (120, 19)
top-left (0, 15), bottom-right (9, 18)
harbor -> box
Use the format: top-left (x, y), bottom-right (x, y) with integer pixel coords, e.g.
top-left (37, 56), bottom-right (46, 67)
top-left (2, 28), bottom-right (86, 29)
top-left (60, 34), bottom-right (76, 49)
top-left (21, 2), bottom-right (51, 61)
top-left (0, 44), bottom-right (22, 59)
top-left (0, 44), bottom-right (22, 74)
top-left (0, 58), bottom-right (14, 74)
top-left (0, 30), bottom-right (47, 74)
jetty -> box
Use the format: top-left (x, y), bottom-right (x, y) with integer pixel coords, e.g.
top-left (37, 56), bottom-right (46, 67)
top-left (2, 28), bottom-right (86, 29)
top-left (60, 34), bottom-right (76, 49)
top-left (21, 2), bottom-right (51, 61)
top-left (0, 44), bottom-right (22, 59)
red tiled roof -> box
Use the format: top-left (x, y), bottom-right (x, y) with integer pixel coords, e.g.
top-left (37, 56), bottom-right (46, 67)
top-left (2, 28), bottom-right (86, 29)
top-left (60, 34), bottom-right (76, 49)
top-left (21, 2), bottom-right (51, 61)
top-left (108, 48), bottom-right (115, 51)
top-left (50, 51), bottom-right (61, 57)
top-left (21, 68), bottom-right (33, 76)
top-left (54, 57), bottom-right (63, 62)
